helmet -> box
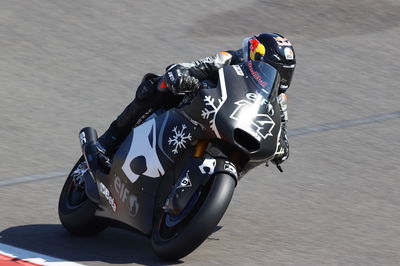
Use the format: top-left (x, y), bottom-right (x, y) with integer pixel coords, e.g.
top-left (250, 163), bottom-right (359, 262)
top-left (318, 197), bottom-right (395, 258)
top-left (242, 33), bottom-right (296, 91)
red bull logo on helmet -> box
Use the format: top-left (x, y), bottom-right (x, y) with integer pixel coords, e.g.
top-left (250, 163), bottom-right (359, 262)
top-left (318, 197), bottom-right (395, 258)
top-left (274, 36), bottom-right (292, 46)
top-left (249, 38), bottom-right (266, 61)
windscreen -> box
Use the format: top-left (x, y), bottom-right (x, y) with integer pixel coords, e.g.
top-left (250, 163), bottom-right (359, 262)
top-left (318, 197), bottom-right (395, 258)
top-left (242, 60), bottom-right (280, 97)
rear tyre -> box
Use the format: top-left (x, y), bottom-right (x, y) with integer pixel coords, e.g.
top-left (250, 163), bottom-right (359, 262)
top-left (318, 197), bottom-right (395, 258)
top-left (58, 157), bottom-right (107, 236)
top-left (152, 173), bottom-right (235, 260)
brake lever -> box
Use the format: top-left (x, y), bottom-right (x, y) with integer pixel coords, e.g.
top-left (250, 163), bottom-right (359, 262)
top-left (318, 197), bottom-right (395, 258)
top-left (266, 161), bottom-right (283, 172)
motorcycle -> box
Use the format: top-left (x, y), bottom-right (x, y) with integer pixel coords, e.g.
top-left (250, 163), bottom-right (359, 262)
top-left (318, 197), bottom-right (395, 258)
top-left (58, 60), bottom-right (285, 260)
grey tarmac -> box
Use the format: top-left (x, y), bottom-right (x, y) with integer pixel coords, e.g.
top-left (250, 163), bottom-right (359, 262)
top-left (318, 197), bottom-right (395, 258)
top-left (1, 0), bottom-right (400, 265)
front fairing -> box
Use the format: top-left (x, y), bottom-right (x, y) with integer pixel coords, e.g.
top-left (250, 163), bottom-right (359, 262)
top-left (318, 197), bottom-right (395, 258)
top-left (181, 60), bottom-right (282, 161)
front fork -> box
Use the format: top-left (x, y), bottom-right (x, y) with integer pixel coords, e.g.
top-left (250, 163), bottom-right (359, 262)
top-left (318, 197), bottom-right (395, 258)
top-left (163, 140), bottom-right (239, 215)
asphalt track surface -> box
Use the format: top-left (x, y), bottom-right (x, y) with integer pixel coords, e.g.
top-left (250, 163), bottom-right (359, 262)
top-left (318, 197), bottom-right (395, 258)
top-left (1, 0), bottom-right (400, 265)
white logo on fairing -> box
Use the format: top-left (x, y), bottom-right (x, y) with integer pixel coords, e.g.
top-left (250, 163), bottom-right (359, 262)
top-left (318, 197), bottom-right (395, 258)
top-left (99, 183), bottom-right (117, 212)
top-left (114, 175), bottom-right (130, 203)
top-left (199, 157), bottom-right (216, 175)
top-left (246, 92), bottom-right (276, 116)
top-left (233, 65), bottom-right (244, 76)
top-left (230, 99), bottom-right (275, 139)
top-left (201, 68), bottom-right (228, 138)
top-left (177, 171), bottom-right (192, 189)
top-left (168, 124), bottom-right (192, 154)
top-left (115, 175), bottom-right (139, 217)
top-left (246, 92), bottom-right (268, 105)
top-left (122, 119), bottom-right (165, 184)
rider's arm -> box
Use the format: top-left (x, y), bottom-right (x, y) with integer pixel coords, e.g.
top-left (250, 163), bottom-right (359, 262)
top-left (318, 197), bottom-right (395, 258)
top-left (159, 49), bottom-right (244, 94)
top-left (166, 49), bottom-right (243, 80)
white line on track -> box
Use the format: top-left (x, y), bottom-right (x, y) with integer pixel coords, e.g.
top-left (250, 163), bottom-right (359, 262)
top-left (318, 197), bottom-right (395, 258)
top-left (289, 111), bottom-right (400, 137)
top-left (0, 243), bottom-right (85, 265)
top-left (0, 170), bottom-right (69, 187)
top-left (1, 111), bottom-right (399, 188)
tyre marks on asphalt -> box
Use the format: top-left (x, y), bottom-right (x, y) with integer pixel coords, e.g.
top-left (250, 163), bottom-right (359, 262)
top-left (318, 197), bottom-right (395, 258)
top-left (1, 110), bottom-right (399, 188)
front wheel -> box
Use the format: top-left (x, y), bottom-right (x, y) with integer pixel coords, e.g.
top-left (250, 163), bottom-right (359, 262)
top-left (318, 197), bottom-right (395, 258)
top-left (58, 157), bottom-right (107, 236)
top-left (152, 173), bottom-right (235, 261)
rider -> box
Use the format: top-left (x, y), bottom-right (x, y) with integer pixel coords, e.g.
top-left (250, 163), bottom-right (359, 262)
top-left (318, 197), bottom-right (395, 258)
top-left (97, 33), bottom-right (296, 166)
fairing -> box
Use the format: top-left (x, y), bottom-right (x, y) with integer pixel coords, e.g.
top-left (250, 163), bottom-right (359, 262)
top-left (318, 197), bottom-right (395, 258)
top-left (181, 60), bottom-right (282, 161)
top-left (91, 61), bottom-right (282, 233)
top-left (94, 109), bottom-right (204, 234)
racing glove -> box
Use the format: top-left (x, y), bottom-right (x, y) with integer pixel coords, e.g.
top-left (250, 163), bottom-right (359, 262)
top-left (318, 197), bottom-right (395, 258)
top-left (164, 65), bottom-right (200, 95)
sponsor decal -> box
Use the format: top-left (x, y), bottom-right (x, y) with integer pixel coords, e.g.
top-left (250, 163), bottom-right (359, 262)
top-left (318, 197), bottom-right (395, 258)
top-left (79, 131), bottom-right (86, 145)
top-left (199, 56), bottom-right (215, 64)
top-left (284, 47), bottom-right (294, 60)
top-left (168, 124), bottom-right (192, 154)
top-left (200, 68), bottom-right (228, 138)
top-left (199, 157), bottom-right (217, 175)
top-left (274, 36), bottom-right (292, 46)
top-left (249, 38), bottom-right (266, 60)
top-left (99, 182), bottom-right (117, 212)
top-left (177, 171), bottom-right (192, 189)
top-left (122, 119), bottom-right (165, 183)
top-left (233, 65), bottom-right (244, 76)
top-left (230, 99), bottom-right (275, 139)
top-left (246, 92), bottom-right (269, 106)
top-left (167, 71), bottom-right (175, 82)
top-left (248, 61), bottom-right (268, 87)
top-left (114, 175), bottom-right (130, 203)
top-left (224, 161), bottom-right (237, 176)
top-left (128, 194), bottom-right (139, 217)
top-left (114, 175), bottom-right (139, 217)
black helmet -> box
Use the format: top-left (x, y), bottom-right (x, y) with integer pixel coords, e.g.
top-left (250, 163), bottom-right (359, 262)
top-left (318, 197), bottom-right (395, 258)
top-left (242, 33), bottom-right (296, 91)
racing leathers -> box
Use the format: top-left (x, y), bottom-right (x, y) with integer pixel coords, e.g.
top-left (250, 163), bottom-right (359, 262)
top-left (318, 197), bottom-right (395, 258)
top-left (97, 49), bottom-right (290, 165)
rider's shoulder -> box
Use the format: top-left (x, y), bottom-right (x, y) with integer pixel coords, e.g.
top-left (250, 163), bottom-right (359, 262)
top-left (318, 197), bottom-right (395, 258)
top-left (224, 49), bottom-right (243, 65)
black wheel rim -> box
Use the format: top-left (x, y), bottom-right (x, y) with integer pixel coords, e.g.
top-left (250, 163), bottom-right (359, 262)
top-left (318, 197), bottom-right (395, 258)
top-left (157, 179), bottom-right (213, 241)
top-left (65, 176), bottom-right (88, 209)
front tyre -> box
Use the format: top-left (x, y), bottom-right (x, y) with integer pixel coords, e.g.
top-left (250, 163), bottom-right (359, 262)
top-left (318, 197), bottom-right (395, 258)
top-left (58, 157), bottom-right (107, 236)
top-left (152, 173), bottom-right (235, 261)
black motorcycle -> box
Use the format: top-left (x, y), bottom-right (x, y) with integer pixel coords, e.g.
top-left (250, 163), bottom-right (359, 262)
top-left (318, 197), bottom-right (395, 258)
top-left (58, 60), bottom-right (285, 260)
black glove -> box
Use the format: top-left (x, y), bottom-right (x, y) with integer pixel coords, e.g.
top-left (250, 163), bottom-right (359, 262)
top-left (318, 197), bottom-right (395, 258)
top-left (165, 65), bottom-right (200, 95)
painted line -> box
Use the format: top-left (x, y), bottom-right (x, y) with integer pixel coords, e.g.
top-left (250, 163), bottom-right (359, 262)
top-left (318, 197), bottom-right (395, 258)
top-left (0, 170), bottom-right (69, 187)
top-left (0, 243), bottom-right (85, 265)
top-left (1, 111), bottom-right (399, 188)
top-left (289, 111), bottom-right (400, 137)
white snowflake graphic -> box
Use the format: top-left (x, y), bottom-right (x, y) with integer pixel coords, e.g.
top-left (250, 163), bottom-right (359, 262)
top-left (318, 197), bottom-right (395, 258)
top-left (168, 124), bottom-right (192, 154)
top-left (201, 95), bottom-right (224, 134)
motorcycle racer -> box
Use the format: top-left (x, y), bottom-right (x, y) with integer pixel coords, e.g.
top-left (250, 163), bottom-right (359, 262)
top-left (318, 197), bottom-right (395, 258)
top-left (97, 33), bottom-right (296, 167)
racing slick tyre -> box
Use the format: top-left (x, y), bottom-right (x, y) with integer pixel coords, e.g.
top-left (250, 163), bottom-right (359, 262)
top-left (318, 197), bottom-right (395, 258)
top-left (152, 173), bottom-right (235, 261)
top-left (58, 157), bottom-right (107, 236)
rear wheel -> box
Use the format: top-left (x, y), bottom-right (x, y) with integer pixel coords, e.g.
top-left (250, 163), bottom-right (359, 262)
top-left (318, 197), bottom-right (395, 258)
top-left (152, 173), bottom-right (235, 260)
top-left (58, 157), bottom-right (107, 236)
